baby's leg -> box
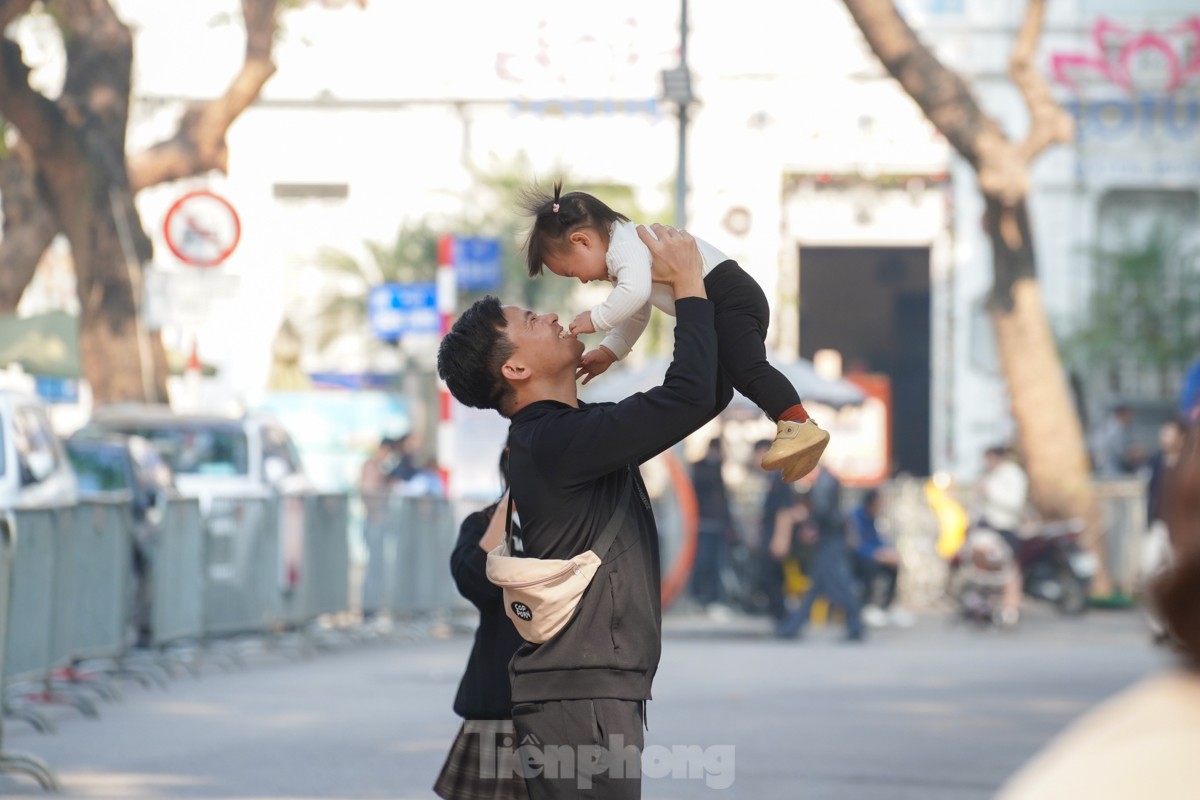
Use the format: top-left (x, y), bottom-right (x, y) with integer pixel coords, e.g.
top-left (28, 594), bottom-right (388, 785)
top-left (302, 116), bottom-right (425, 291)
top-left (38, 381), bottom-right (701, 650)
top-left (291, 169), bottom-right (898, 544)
top-left (706, 262), bottom-right (801, 420)
top-left (705, 261), bottom-right (828, 481)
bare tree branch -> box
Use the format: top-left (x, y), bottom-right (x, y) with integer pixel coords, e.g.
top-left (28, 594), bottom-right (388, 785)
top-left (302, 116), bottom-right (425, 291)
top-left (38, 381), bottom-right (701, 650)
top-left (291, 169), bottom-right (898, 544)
top-left (0, 0), bottom-right (35, 31)
top-left (0, 39), bottom-right (70, 160)
top-left (841, 0), bottom-right (1028, 205)
top-left (128, 0), bottom-right (278, 191)
top-left (1009, 0), bottom-right (1075, 164)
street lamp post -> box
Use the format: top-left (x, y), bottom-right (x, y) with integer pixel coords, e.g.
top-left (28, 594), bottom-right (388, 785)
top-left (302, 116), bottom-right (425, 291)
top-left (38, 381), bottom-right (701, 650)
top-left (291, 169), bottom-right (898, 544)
top-left (662, 0), bottom-right (694, 229)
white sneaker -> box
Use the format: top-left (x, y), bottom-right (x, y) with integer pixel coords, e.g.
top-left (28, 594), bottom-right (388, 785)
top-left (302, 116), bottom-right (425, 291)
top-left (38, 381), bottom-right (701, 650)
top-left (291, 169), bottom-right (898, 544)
top-left (862, 605), bottom-right (889, 628)
top-left (888, 608), bottom-right (917, 628)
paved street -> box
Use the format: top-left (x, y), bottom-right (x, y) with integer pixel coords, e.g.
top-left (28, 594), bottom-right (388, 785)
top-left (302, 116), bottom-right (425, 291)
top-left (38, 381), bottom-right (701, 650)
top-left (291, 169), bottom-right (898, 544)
top-left (0, 608), bottom-right (1166, 799)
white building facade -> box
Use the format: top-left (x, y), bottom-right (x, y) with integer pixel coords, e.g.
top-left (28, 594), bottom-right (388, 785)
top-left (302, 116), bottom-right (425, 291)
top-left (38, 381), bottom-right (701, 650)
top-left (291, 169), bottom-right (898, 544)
top-left (17, 0), bottom-right (1193, 480)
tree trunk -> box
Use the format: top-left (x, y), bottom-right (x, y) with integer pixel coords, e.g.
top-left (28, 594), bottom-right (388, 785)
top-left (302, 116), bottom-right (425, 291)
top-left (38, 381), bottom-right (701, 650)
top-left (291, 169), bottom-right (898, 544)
top-left (49, 0), bottom-right (164, 404)
top-left (1, 0), bottom-right (279, 403)
top-left (986, 199), bottom-right (1109, 593)
top-left (840, 0), bottom-right (1110, 592)
top-left (0, 153), bottom-right (58, 312)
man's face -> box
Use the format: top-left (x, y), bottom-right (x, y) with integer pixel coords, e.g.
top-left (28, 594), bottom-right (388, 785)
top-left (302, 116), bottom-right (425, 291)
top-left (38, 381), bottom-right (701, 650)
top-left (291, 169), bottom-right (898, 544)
top-left (501, 305), bottom-right (584, 378)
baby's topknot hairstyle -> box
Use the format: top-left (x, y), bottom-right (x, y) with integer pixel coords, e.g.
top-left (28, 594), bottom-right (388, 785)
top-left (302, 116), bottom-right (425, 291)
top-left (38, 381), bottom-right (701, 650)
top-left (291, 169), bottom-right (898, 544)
top-left (520, 180), bottom-right (630, 277)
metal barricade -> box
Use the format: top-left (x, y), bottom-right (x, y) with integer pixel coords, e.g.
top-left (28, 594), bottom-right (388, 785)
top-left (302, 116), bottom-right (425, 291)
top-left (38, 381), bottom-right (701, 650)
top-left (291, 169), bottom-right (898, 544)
top-left (383, 495), bottom-right (459, 617)
top-left (1093, 479), bottom-right (1147, 596)
top-left (280, 492), bottom-right (351, 628)
top-left (70, 498), bottom-right (133, 662)
top-left (47, 504), bottom-right (80, 674)
top-left (360, 492), bottom-right (390, 617)
top-left (304, 493), bottom-right (350, 621)
top-left (4, 507), bottom-right (63, 684)
top-left (0, 512), bottom-right (58, 790)
top-left (152, 497), bottom-right (205, 647)
top-left (202, 495), bottom-right (279, 637)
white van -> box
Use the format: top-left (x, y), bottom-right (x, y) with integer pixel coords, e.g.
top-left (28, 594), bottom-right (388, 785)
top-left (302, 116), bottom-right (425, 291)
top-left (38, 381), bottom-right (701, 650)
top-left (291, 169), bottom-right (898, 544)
top-left (0, 390), bottom-right (78, 509)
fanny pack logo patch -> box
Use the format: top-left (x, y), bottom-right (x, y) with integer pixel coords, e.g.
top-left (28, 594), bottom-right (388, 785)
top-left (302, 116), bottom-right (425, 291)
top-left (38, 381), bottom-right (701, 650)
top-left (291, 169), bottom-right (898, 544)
top-left (511, 601), bottom-right (533, 621)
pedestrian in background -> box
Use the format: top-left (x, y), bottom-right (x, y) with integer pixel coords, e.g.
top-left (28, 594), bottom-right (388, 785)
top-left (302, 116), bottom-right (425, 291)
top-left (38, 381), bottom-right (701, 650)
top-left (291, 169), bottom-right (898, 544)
top-left (849, 489), bottom-right (913, 628)
top-left (1143, 419), bottom-right (1187, 584)
top-left (752, 438), bottom-right (796, 623)
top-left (386, 433), bottom-right (418, 483)
top-left (358, 436), bottom-right (401, 621)
top-left (977, 446), bottom-right (1028, 627)
top-left (775, 463), bottom-right (864, 642)
top-left (689, 437), bottom-right (736, 618)
top-left (1091, 404), bottom-right (1143, 477)
top-left (435, 451), bottom-right (528, 800)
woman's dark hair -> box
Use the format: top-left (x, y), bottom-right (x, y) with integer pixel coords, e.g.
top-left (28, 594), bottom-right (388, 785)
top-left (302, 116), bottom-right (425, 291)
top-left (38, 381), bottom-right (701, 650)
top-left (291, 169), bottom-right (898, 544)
top-left (520, 180), bottom-right (630, 277)
top-left (436, 296), bottom-right (517, 415)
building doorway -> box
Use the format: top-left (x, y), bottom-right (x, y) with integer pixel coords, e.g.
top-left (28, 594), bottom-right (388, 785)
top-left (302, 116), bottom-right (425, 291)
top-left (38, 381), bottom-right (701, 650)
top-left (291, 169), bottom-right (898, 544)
top-left (799, 247), bottom-right (932, 476)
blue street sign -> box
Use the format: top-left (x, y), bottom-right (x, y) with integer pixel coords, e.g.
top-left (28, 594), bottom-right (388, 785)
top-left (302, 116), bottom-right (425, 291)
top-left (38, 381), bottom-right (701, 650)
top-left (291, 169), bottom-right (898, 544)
top-left (453, 236), bottom-right (503, 291)
top-left (368, 282), bottom-right (438, 341)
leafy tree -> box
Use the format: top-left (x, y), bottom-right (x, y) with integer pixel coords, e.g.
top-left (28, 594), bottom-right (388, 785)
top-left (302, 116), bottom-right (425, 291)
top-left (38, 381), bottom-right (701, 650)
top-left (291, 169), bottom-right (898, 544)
top-left (0, 0), bottom-right (302, 403)
top-left (1070, 227), bottom-right (1200, 396)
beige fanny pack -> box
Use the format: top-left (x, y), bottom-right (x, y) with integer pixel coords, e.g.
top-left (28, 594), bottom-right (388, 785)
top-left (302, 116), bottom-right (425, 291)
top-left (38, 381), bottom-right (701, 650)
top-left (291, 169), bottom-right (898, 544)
top-left (485, 472), bottom-right (632, 644)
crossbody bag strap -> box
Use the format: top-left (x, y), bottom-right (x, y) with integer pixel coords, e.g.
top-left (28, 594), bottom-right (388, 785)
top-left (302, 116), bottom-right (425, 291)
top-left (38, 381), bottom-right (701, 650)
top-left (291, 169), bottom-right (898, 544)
top-left (589, 466), bottom-right (634, 562)
top-left (503, 491), bottom-right (517, 552)
top-left (503, 465), bottom-right (634, 559)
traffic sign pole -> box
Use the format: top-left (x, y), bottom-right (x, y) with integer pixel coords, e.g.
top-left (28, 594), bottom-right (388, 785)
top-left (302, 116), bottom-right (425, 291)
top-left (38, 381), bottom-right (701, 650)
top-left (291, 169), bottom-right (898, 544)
top-left (436, 235), bottom-right (456, 498)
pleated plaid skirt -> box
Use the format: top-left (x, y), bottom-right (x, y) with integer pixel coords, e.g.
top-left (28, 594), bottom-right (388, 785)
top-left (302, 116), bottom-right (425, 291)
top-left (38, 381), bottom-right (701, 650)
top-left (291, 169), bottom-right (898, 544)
top-left (434, 720), bottom-right (529, 800)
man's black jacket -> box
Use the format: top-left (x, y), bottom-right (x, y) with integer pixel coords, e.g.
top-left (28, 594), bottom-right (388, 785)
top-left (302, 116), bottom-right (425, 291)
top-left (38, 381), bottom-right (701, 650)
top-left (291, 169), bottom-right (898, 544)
top-left (505, 298), bottom-right (718, 704)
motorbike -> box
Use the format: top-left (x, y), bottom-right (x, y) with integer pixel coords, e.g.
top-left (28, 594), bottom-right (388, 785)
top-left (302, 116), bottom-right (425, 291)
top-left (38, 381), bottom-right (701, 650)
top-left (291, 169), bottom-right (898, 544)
top-left (949, 518), bottom-right (1098, 625)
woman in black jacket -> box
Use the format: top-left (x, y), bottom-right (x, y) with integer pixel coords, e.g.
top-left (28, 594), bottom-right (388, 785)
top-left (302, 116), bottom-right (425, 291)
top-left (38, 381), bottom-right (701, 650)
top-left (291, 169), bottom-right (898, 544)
top-left (435, 454), bottom-right (528, 800)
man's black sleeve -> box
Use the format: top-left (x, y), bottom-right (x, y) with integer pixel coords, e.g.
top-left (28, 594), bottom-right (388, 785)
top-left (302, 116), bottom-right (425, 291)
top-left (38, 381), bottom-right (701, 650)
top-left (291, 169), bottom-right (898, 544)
top-left (548, 298), bottom-right (718, 485)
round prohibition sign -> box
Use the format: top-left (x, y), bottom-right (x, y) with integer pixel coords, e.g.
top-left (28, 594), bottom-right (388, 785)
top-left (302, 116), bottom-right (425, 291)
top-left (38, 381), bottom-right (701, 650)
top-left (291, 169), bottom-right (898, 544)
top-left (163, 190), bottom-right (242, 267)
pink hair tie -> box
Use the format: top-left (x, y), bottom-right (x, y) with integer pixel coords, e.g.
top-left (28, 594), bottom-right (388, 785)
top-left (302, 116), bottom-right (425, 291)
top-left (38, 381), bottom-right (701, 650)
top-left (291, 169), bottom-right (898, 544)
top-left (552, 203), bottom-right (560, 213)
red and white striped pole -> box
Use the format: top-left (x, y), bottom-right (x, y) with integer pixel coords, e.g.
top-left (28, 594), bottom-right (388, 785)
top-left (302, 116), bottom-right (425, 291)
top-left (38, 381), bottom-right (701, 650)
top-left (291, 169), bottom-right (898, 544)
top-left (436, 234), bottom-right (456, 498)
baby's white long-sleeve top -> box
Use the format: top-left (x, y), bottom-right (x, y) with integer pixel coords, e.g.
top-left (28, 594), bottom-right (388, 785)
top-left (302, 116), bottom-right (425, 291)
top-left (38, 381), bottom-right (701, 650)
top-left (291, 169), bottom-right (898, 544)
top-left (592, 221), bottom-right (730, 360)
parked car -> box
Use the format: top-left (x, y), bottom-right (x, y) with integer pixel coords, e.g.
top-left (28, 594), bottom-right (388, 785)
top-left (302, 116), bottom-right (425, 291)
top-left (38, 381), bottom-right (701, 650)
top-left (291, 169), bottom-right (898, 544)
top-left (0, 389), bottom-right (77, 509)
top-left (66, 432), bottom-right (177, 520)
top-left (81, 405), bottom-right (312, 506)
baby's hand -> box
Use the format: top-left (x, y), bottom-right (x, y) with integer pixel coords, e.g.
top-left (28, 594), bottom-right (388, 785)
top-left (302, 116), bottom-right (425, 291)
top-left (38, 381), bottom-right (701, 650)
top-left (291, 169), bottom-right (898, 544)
top-left (575, 346), bottom-right (617, 385)
top-left (569, 311), bottom-right (595, 336)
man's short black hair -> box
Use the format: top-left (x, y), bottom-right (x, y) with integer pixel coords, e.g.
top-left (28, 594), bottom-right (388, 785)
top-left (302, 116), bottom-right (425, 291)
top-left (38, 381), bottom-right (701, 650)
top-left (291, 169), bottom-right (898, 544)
top-left (437, 296), bottom-right (517, 416)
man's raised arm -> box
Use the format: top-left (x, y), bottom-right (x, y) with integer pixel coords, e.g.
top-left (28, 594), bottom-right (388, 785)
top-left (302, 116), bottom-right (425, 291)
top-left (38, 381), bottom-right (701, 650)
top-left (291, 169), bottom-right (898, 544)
top-left (556, 225), bottom-right (719, 482)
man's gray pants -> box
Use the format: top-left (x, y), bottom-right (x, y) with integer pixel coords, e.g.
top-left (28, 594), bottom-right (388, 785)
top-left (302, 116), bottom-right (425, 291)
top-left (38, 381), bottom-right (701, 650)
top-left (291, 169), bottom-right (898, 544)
top-left (511, 698), bottom-right (645, 799)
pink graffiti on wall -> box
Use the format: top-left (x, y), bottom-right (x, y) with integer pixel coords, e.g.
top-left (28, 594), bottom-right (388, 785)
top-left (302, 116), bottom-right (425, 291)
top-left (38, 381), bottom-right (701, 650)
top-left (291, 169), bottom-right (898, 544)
top-left (1050, 17), bottom-right (1200, 93)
